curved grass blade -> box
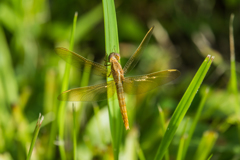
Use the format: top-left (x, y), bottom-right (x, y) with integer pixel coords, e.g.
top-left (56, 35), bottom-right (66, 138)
top-left (154, 55), bottom-right (214, 160)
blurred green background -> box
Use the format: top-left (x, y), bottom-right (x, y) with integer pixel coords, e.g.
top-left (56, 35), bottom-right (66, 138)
top-left (0, 0), bottom-right (240, 159)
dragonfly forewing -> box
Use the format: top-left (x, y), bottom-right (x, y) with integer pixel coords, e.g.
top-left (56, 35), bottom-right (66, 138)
top-left (123, 69), bottom-right (180, 95)
top-left (55, 47), bottom-right (109, 77)
top-left (58, 81), bottom-right (116, 102)
top-left (123, 27), bottom-right (154, 74)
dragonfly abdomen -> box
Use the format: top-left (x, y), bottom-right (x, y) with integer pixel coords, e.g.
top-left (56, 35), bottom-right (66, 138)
top-left (116, 82), bottom-right (129, 130)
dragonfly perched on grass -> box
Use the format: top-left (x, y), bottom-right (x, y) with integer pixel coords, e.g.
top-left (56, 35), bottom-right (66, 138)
top-left (55, 27), bottom-right (180, 130)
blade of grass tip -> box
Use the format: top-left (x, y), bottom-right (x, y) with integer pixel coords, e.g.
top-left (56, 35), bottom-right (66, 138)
top-left (194, 131), bottom-right (218, 160)
top-left (176, 135), bottom-right (187, 160)
top-left (102, 0), bottom-right (123, 160)
top-left (207, 154), bottom-right (213, 160)
top-left (228, 14), bottom-right (240, 142)
top-left (154, 55), bottom-right (214, 160)
top-left (158, 106), bottom-right (170, 160)
top-left (182, 86), bottom-right (210, 159)
top-left (158, 106), bottom-right (166, 137)
top-left (58, 12), bottom-right (78, 160)
top-left (229, 14), bottom-right (238, 98)
top-left (27, 114), bottom-right (44, 160)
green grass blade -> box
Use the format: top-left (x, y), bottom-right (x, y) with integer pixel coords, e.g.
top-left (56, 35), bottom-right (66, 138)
top-left (182, 86), bottom-right (210, 159)
top-left (58, 12), bottom-right (78, 160)
top-left (228, 13), bottom-right (240, 142)
top-left (176, 118), bottom-right (188, 160)
top-left (176, 135), bottom-right (186, 160)
top-left (194, 131), bottom-right (218, 160)
top-left (71, 12), bottom-right (78, 160)
top-left (207, 154), bottom-right (213, 160)
top-left (102, 0), bottom-right (122, 159)
top-left (158, 107), bottom-right (170, 160)
top-left (27, 114), bottom-right (44, 160)
top-left (72, 103), bottom-right (77, 160)
top-left (154, 55), bottom-right (214, 160)
top-left (74, 4), bottom-right (103, 43)
top-left (229, 14), bottom-right (238, 98)
top-left (45, 70), bottom-right (58, 159)
top-left (0, 26), bottom-right (18, 105)
top-left (136, 141), bottom-right (146, 160)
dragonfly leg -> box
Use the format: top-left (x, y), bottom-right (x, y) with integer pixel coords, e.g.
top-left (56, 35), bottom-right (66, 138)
top-left (103, 54), bottom-right (111, 66)
top-left (107, 71), bottom-right (112, 77)
top-left (104, 60), bottom-right (111, 66)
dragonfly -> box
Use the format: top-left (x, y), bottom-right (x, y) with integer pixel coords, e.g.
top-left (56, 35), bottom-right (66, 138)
top-left (55, 27), bottom-right (180, 130)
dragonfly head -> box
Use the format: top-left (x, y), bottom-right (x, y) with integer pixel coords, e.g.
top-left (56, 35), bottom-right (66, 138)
top-left (109, 52), bottom-right (120, 62)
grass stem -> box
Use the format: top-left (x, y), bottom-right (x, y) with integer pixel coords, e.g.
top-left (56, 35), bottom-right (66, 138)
top-left (102, 0), bottom-right (122, 159)
top-left (58, 12), bottom-right (78, 160)
top-left (27, 114), bottom-right (44, 160)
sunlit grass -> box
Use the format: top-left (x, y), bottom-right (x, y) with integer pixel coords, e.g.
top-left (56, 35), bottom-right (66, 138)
top-left (57, 12), bottom-right (78, 160)
top-left (0, 0), bottom-right (239, 159)
top-left (154, 55), bottom-right (214, 160)
top-left (27, 114), bottom-right (44, 160)
top-left (102, 0), bottom-right (123, 159)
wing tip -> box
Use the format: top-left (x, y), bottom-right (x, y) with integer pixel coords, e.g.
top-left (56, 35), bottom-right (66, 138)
top-left (168, 69), bottom-right (181, 75)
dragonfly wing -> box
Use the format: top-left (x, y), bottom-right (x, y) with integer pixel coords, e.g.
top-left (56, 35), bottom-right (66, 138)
top-left (123, 27), bottom-right (154, 74)
top-left (58, 81), bottom-right (116, 102)
top-left (123, 69), bottom-right (180, 95)
top-left (55, 47), bottom-right (108, 76)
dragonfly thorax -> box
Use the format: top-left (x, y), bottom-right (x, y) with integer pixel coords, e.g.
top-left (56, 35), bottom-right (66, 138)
top-left (109, 52), bottom-right (120, 62)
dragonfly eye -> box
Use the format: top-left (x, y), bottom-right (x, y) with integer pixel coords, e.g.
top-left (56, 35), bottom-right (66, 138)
top-left (109, 53), bottom-right (120, 61)
top-left (115, 53), bottom-right (120, 60)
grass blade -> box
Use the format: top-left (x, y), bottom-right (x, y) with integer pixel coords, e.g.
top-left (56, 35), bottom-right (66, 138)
top-left (154, 55), bottom-right (214, 160)
top-left (72, 103), bottom-right (77, 160)
top-left (102, 0), bottom-right (123, 159)
top-left (229, 14), bottom-right (238, 98)
top-left (27, 114), bottom-right (44, 160)
top-left (182, 86), bottom-right (210, 159)
top-left (228, 14), bottom-right (240, 142)
top-left (158, 106), bottom-right (170, 160)
top-left (194, 131), bottom-right (218, 160)
top-left (176, 135), bottom-right (186, 160)
top-left (0, 26), bottom-right (18, 105)
top-left (58, 12), bottom-right (78, 160)
top-left (136, 141), bottom-right (146, 160)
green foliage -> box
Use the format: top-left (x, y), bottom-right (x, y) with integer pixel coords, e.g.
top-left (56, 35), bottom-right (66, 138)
top-left (0, 0), bottom-right (239, 160)
top-left (102, 1), bottom-right (122, 160)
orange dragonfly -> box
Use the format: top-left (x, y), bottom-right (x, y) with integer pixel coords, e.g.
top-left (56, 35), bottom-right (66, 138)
top-left (55, 27), bottom-right (180, 130)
